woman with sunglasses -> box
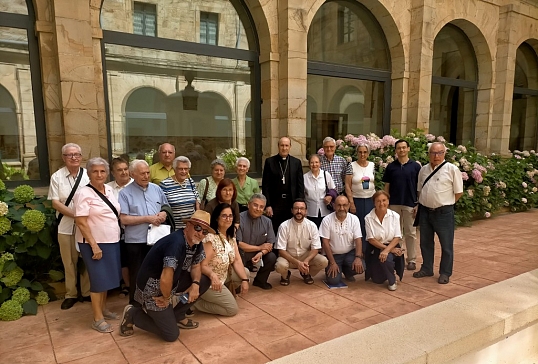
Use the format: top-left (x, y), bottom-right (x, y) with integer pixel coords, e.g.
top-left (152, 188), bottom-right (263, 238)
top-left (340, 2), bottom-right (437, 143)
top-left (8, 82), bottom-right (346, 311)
top-left (192, 203), bottom-right (250, 317)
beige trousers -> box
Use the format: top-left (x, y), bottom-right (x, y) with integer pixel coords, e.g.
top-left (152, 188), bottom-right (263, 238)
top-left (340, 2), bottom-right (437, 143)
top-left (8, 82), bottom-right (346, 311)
top-left (275, 251), bottom-right (328, 278)
top-left (194, 267), bottom-right (250, 317)
top-left (389, 205), bottom-right (417, 263)
top-left (58, 233), bottom-right (90, 298)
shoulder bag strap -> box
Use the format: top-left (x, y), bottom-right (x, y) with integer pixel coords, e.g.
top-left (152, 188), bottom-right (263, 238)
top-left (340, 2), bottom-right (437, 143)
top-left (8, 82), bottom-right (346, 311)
top-left (86, 184), bottom-right (119, 219)
top-left (323, 171), bottom-right (329, 194)
top-left (421, 161), bottom-right (448, 188)
top-left (202, 177), bottom-right (210, 202)
top-left (57, 168), bottom-right (84, 223)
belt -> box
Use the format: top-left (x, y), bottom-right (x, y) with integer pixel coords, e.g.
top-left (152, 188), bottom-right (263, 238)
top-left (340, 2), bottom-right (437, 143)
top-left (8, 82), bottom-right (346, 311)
top-left (424, 204), bottom-right (453, 212)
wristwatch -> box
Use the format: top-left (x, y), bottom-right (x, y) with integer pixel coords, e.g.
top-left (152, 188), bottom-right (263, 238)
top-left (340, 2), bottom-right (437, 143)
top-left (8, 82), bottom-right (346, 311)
top-left (192, 280), bottom-right (200, 286)
top-left (241, 278), bottom-right (250, 283)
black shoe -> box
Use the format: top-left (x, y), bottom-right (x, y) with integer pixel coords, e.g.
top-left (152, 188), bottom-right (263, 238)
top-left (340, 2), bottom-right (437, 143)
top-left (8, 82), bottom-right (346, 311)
top-left (253, 280), bottom-right (272, 290)
top-left (280, 270), bottom-right (291, 286)
top-left (79, 296), bottom-right (91, 303)
top-left (61, 298), bottom-right (78, 310)
top-left (185, 308), bottom-right (195, 318)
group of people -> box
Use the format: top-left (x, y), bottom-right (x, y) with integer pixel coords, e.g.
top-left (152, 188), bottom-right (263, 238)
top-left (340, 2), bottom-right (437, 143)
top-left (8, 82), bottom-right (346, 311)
top-left (47, 136), bottom-right (462, 341)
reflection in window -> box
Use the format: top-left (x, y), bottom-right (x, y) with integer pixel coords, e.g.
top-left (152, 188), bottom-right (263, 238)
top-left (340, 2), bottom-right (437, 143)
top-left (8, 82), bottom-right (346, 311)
top-left (0, 26), bottom-right (39, 180)
top-left (307, 1), bottom-right (390, 157)
top-left (430, 25), bottom-right (477, 145)
top-left (133, 2), bottom-right (156, 36)
top-left (510, 43), bottom-right (538, 151)
top-left (0, 0), bottom-right (28, 15)
top-left (200, 12), bottom-right (219, 45)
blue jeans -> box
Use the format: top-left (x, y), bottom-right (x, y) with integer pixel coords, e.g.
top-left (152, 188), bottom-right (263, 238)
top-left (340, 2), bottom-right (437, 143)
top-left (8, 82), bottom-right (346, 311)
top-left (418, 204), bottom-right (455, 276)
top-left (325, 249), bottom-right (364, 285)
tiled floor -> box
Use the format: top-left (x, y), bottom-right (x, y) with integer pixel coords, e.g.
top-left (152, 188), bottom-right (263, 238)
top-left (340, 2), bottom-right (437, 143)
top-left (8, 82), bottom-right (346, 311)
top-left (1, 210), bottom-right (538, 364)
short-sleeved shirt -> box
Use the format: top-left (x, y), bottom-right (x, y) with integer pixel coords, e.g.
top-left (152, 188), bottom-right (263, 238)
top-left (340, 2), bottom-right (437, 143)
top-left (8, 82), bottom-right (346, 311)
top-left (149, 162), bottom-right (174, 185)
top-left (382, 159), bottom-right (421, 207)
top-left (350, 161), bottom-right (375, 198)
top-left (203, 198), bottom-right (240, 226)
top-left (119, 182), bottom-right (169, 243)
top-left (364, 209), bottom-right (402, 244)
top-left (232, 176), bottom-right (260, 205)
top-left (275, 218), bottom-right (321, 257)
top-left (319, 155), bottom-right (352, 194)
top-left (134, 230), bottom-right (205, 311)
top-left (107, 178), bottom-right (134, 200)
top-left (236, 211), bottom-right (275, 247)
top-left (197, 177), bottom-right (218, 203)
top-left (319, 212), bottom-right (362, 254)
top-left (73, 185), bottom-right (121, 244)
top-left (203, 232), bottom-right (237, 284)
top-left (418, 162), bottom-right (463, 209)
top-left (304, 170), bottom-right (336, 218)
top-left (159, 177), bottom-right (199, 230)
top-left (48, 167), bottom-right (90, 235)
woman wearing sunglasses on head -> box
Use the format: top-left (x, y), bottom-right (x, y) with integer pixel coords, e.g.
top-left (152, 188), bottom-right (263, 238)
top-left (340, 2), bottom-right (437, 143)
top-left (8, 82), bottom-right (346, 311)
top-left (192, 203), bottom-right (250, 317)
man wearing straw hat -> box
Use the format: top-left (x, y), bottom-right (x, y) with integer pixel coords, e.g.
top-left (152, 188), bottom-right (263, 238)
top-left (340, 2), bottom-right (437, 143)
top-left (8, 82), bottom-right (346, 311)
top-left (119, 210), bottom-right (212, 342)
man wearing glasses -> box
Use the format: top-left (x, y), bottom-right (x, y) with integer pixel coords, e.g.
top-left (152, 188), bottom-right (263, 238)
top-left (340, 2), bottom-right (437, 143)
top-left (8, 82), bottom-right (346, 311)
top-left (237, 193), bottom-right (277, 289)
top-left (119, 210), bottom-right (211, 341)
top-left (48, 143), bottom-right (91, 310)
top-left (149, 143), bottom-right (176, 184)
top-left (413, 142), bottom-right (463, 284)
top-left (119, 159), bottom-right (169, 305)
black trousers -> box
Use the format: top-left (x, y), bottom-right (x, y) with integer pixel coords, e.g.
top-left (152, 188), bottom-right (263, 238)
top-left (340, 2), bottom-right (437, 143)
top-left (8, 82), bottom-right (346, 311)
top-left (125, 243), bottom-right (151, 306)
top-left (131, 274), bottom-right (210, 342)
top-left (242, 251), bottom-right (277, 284)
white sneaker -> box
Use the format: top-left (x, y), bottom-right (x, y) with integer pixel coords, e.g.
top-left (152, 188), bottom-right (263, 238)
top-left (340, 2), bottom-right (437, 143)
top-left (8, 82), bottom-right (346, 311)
top-left (388, 283), bottom-right (397, 291)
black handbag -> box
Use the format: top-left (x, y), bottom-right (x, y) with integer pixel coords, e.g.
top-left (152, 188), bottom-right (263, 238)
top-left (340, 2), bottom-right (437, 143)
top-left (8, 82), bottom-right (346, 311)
top-left (52, 168), bottom-right (84, 239)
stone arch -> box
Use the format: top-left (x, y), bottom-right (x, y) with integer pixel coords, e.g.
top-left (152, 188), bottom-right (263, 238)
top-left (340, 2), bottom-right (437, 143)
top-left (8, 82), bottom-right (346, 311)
top-left (0, 84), bottom-right (19, 161)
top-left (243, 0), bottom-right (273, 55)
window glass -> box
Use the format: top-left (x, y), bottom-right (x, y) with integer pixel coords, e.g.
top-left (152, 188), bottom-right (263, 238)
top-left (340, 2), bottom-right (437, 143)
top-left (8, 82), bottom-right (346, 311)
top-left (0, 26), bottom-right (40, 180)
top-left (101, 0), bottom-right (249, 50)
top-left (307, 74), bottom-right (385, 156)
top-left (432, 25), bottom-right (477, 81)
top-left (105, 44), bottom-right (255, 175)
top-left (0, 0), bottom-right (28, 15)
top-left (308, 1), bottom-right (389, 70)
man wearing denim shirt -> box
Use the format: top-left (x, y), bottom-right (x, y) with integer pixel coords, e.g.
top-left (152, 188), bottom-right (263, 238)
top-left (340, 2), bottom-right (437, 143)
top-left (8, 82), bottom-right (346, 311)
top-left (119, 159), bottom-right (169, 305)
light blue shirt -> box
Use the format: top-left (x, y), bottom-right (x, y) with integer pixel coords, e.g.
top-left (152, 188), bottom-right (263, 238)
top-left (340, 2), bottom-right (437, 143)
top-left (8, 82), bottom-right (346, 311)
top-left (119, 182), bottom-right (169, 243)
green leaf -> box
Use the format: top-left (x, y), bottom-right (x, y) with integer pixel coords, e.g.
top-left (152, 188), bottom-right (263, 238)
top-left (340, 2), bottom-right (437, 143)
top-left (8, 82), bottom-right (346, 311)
top-left (19, 279), bottom-right (31, 288)
top-left (5, 236), bottom-right (18, 246)
top-left (38, 229), bottom-right (53, 246)
top-left (14, 245), bottom-right (27, 253)
top-left (48, 269), bottom-right (64, 282)
top-left (3, 261), bottom-right (17, 272)
top-left (0, 287), bottom-right (11, 304)
top-left (23, 233), bottom-right (38, 247)
top-left (35, 244), bottom-right (51, 260)
top-left (30, 281), bottom-right (43, 291)
top-left (22, 299), bottom-right (38, 315)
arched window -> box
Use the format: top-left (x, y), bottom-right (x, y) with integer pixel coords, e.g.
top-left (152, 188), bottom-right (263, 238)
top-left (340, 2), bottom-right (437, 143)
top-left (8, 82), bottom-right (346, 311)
top-left (0, 0), bottom-right (47, 183)
top-left (101, 0), bottom-right (260, 177)
top-left (430, 24), bottom-right (478, 145)
top-left (510, 42), bottom-right (538, 151)
top-left (307, 0), bottom-right (390, 156)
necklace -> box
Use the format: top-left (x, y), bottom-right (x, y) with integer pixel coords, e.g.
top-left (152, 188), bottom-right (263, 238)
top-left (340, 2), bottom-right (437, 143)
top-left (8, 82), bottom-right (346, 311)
top-left (279, 157), bottom-right (289, 184)
top-left (172, 176), bottom-right (187, 188)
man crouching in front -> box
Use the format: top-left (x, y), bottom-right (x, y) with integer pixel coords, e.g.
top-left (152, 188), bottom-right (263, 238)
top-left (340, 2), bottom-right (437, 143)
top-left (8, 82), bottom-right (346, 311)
top-left (119, 210), bottom-right (212, 342)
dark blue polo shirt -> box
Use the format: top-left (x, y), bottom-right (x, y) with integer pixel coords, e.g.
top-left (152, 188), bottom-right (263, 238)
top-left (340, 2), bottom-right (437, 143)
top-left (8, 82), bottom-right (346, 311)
top-left (382, 159), bottom-right (421, 207)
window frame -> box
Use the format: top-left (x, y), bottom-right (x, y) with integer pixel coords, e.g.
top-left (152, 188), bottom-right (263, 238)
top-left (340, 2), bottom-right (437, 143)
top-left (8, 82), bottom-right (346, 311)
top-left (100, 0), bottom-right (262, 180)
top-left (200, 11), bottom-right (219, 46)
top-left (133, 2), bottom-right (157, 37)
top-left (0, 0), bottom-right (49, 187)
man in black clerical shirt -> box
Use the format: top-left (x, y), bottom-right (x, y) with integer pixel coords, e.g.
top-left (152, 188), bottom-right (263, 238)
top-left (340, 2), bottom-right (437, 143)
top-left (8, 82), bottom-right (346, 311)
top-left (262, 137), bottom-right (305, 235)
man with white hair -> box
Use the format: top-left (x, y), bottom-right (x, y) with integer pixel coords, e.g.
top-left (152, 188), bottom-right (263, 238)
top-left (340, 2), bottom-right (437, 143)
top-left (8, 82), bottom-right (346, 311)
top-left (150, 143), bottom-right (176, 184)
top-left (119, 159), bottom-right (169, 305)
top-left (48, 143), bottom-right (91, 310)
top-left (319, 137), bottom-right (352, 196)
top-left (413, 142), bottom-right (463, 284)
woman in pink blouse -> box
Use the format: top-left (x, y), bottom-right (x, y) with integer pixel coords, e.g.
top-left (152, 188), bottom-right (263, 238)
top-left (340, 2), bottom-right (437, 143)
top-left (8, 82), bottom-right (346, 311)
top-left (73, 157), bottom-right (122, 333)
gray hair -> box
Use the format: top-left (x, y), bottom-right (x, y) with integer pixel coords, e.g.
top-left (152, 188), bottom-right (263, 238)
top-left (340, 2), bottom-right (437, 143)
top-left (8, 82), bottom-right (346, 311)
top-left (356, 143), bottom-right (371, 154)
top-left (158, 143), bottom-right (175, 153)
top-left (235, 157), bottom-right (250, 169)
top-left (428, 142), bottom-right (447, 153)
top-left (62, 143), bottom-right (81, 154)
top-left (173, 156), bottom-right (191, 169)
top-left (249, 193), bottom-right (267, 204)
top-left (322, 137), bottom-right (336, 146)
top-left (211, 159), bottom-right (226, 171)
top-left (86, 157), bottom-right (109, 175)
top-left (309, 154), bottom-right (321, 163)
top-left (129, 159), bottom-right (149, 173)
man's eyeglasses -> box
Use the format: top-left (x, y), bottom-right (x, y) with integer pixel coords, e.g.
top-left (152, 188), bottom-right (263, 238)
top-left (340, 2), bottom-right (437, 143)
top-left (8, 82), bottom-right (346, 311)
top-left (63, 153), bottom-right (82, 159)
top-left (429, 151), bottom-right (445, 156)
top-left (193, 224), bottom-right (210, 235)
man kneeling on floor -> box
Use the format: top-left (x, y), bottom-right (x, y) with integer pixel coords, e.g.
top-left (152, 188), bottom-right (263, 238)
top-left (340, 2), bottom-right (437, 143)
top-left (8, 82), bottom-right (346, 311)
top-left (275, 199), bottom-right (328, 285)
top-left (119, 211), bottom-right (212, 342)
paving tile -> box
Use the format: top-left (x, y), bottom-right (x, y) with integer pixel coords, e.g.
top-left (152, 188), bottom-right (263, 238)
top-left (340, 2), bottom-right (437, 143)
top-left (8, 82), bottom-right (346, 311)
top-left (54, 334), bottom-right (118, 363)
top-left (415, 294), bottom-right (450, 307)
top-left (277, 305), bottom-right (335, 331)
top-left (61, 348), bottom-right (127, 364)
top-left (1, 342), bottom-right (56, 364)
top-left (372, 298), bottom-right (423, 318)
top-left (452, 275), bottom-right (496, 290)
top-left (348, 313), bottom-right (392, 330)
top-left (300, 319), bottom-right (356, 344)
top-left (141, 353), bottom-right (200, 364)
top-left (117, 332), bottom-right (190, 364)
top-left (325, 302), bottom-right (381, 325)
top-left (0, 319), bottom-right (50, 353)
top-left (301, 291), bottom-right (355, 313)
top-left (216, 297), bottom-right (269, 325)
top-left (178, 312), bottom-right (235, 348)
top-left (229, 314), bottom-right (296, 346)
top-left (384, 281), bottom-right (439, 303)
top-left (257, 333), bottom-right (315, 360)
